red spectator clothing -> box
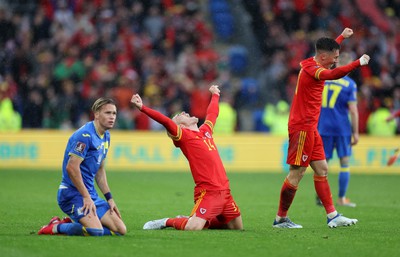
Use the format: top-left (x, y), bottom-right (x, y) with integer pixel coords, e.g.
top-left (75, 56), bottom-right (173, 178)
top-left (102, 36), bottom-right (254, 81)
top-left (288, 52), bottom-right (361, 131)
top-left (140, 94), bottom-right (230, 192)
top-left (70, 29), bottom-right (97, 49)
top-left (392, 109), bottom-right (400, 118)
top-left (134, 111), bottom-right (150, 130)
top-left (357, 97), bottom-right (371, 134)
top-left (162, 0), bottom-right (175, 9)
top-left (0, 76), bottom-right (18, 100)
top-left (190, 87), bottom-right (211, 120)
top-left (111, 85), bottom-right (135, 110)
top-left (286, 37), bottom-right (310, 71)
top-left (40, 0), bottom-right (54, 20)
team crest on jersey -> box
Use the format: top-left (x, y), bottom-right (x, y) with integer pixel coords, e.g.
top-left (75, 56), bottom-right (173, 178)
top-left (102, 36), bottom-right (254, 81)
top-left (200, 208), bottom-right (207, 214)
top-left (205, 132), bottom-right (211, 138)
top-left (302, 155), bottom-right (308, 162)
top-left (75, 142), bottom-right (86, 153)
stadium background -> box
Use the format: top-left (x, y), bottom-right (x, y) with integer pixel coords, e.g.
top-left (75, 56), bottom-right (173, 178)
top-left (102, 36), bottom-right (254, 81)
top-left (0, 0), bottom-right (399, 172)
top-left (0, 2), bottom-right (399, 257)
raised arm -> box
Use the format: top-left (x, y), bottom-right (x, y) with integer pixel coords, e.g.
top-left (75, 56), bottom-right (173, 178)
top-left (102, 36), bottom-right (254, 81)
top-left (204, 85), bottom-right (221, 129)
top-left (335, 27), bottom-right (353, 44)
top-left (131, 94), bottom-right (179, 135)
top-left (318, 54), bottom-right (370, 80)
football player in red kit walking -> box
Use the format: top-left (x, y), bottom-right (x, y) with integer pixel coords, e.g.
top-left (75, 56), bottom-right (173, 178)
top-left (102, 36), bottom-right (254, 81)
top-left (273, 28), bottom-right (370, 228)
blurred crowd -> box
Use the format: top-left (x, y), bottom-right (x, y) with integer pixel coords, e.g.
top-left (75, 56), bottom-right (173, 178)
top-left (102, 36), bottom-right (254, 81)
top-left (243, 0), bottom-right (400, 135)
top-left (0, 0), bottom-right (399, 135)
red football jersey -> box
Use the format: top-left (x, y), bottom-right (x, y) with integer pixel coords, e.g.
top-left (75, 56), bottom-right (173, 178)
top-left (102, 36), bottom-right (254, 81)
top-left (141, 94), bottom-right (230, 191)
top-left (173, 122), bottom-right (230, 191)
top-left (288, 55), bottom-right (360, 132)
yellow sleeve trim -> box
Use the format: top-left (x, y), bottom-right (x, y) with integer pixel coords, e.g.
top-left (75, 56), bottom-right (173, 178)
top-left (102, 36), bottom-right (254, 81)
top-left (315, 67), bottom-right (325, 80)
top-left (204, 120), bottom-right (214, 131)
top-left (168, 125), bottom-right (182, 141)
top-left (68, 153), bottom-right (84, 160)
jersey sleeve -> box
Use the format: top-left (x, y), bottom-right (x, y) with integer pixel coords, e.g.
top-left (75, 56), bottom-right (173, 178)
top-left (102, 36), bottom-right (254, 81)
top-left (316, 61), bottom-right (360, 81)
top-left (69, 132), bottom-right (91, 159)
top-left (141, 105), bottom-right (180, 138)
top-left (335, 34), bottom-right (344, 44)
top-left (202, 94), bottom-right (220, 132)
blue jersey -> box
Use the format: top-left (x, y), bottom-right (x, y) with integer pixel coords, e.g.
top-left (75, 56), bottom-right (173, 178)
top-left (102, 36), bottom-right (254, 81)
top-left (61, 121), bottom-right (110, 197)
top-left (318, 76), bottom-right (357, 136)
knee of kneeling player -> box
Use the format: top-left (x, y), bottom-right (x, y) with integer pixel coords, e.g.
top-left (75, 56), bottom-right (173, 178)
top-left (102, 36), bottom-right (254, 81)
top-left (184, 223), bottom-right (204, 231)
top-left (117, 225), bottom-right (127, 235)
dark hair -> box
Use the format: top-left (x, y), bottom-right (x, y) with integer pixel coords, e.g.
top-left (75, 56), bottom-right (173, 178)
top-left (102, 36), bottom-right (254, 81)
top-left (315, 37), bottom-right (340, 52)
top-left (91, 97), bottom-right (116, 112)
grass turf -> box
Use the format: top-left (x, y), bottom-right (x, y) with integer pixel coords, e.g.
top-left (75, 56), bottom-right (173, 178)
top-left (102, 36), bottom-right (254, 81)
top-left (0, 169), bottom-right (399, 257)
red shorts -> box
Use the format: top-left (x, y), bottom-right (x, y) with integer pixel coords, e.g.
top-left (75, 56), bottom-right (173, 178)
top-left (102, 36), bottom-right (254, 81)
top-left (286, 129), bottom-right (325, 167)
top-left (190, 189), bottom-right (241, 226)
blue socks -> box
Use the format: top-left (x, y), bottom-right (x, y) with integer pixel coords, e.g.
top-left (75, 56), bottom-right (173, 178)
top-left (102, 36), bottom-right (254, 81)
top-left (85, 227), bottom-right (104, 236)
top-left (57, 223), bottom-right (85, 236)
top-left (57, 223), bottom-right (109, 236)
top-left (338, 170), bottom-right (350, 198)
top-left (103, 227), bottom-right (121, 236)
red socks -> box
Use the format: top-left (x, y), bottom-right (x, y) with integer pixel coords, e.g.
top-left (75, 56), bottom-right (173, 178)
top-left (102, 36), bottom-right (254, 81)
top-left (277, 178), bottom-right (298, 217)
top-left (314, 175), bottom-right (336, 214)
top-left (166, 217), bottom-right (226, 230)
top-left (166, 218), bottom-right (188, 230)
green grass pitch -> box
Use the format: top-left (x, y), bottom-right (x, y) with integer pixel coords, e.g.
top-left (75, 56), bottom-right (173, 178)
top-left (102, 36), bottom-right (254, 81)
top-left (0, 169), bottom-right (399, 257)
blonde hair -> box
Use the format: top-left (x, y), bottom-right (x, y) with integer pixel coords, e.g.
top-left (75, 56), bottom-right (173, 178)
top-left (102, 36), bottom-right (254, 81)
top-left (91, 98), bottom-right (116, 113)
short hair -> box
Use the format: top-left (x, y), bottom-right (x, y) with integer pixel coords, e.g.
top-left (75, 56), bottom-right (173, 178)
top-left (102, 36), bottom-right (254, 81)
top-left (91, 97), bottom-right (116, 112)
top-left (315, 37), bottom-right (340, 53)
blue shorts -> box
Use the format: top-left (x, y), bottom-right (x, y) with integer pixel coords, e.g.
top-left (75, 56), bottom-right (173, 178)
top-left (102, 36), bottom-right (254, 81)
top-left (57, 184), bottom-right (110, 223)
top-left (321, 135), bottom-right (351, 159)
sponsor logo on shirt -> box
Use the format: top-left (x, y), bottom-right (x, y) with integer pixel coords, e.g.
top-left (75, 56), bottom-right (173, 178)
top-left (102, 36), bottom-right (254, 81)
top-left (75, 142), bottom-right (86, 153)
top-left (82, 134), bottom-right (91, 137)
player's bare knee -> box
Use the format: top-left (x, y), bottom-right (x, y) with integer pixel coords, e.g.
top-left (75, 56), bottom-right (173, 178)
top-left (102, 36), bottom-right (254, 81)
top-left (232, 225), bottom-right (244, 230)
top-left (315, 167), bottom-right (328, 176)
top-left (227, 217), bottom-right (243, 230)
top-left (108, 222), bottom-right (127, 235)
top-left (227, 223), bottom-right (243, 230)
top-left (117, 224), bottom-right (127, 235)
top-left (184, 223), bottom-right (204, 231)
